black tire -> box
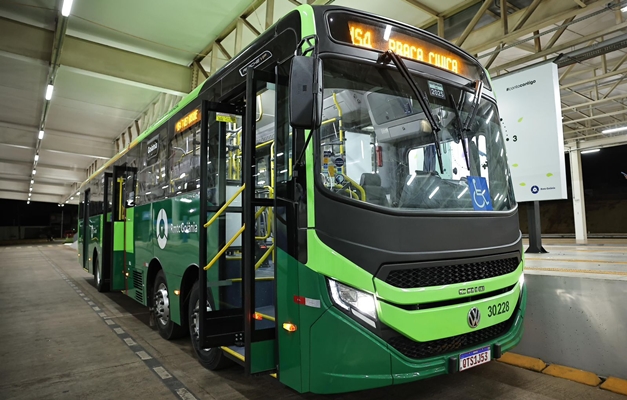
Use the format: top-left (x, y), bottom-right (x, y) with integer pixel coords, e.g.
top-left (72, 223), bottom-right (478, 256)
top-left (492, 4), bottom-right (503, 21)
top-left (153, 270), bottom-right (186, 340)
top-left (94, 252), bottom-right (109, 293)
top-left (188, 280), bottom-right (232, 370)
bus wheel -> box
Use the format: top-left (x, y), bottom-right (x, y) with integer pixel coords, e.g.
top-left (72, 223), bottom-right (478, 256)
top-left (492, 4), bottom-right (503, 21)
top-left (153, 270), bottom-right (185, 340)
top-left (188, 280), bottom-right (232, 370)
top-left (95, 253), bottom-right (108, 292)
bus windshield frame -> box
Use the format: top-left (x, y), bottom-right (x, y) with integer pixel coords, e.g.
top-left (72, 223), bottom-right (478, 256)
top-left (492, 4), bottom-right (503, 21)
top-left (316, 56), bottom-right (516, 214)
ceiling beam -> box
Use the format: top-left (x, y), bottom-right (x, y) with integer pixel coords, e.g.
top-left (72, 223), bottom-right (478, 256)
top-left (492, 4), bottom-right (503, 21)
top-left (418, 0), bottom-right (483, 30)
top-left (562, 93), bottom-right (627, 110)
top-left (561, 67), bottom-right (627, 90)
top-left (456, 0), bottom-right (493, 47)
top-left (404, 0), bottom-right (440, 17)
top-left (490, 19), bottom-right (627, 73)
top-left (0, 17), bottom-right (192, 96)
top-left (564, 133), bottom-right (627, 151)
top-left (462, 0), bottom-right (610, 54)
top-left (545, 16), bottom-right (576, 50)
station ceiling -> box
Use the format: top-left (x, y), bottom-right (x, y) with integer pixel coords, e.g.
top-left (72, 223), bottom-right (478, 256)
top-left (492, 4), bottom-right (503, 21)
top-left (1, 0), bottom-right (626, 205)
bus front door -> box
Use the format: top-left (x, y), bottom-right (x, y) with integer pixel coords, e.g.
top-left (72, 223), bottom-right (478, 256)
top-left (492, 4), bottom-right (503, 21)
top-left (199, 69), bottom-right (280, 375)
top-left (110, 165), bottom-right (137, 292)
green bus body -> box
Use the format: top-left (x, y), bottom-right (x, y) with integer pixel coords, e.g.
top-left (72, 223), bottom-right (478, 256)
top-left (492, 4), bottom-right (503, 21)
top-left (77, 4), bottom-right (525, 394)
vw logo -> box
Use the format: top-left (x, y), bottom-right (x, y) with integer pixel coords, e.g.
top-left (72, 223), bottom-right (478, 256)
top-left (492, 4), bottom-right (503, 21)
top-left (156, 209), bottom-right (168, 249)
top-left (467, 307), bottom-right (481, 329)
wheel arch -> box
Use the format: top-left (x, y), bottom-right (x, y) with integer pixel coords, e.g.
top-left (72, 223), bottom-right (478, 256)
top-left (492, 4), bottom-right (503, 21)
top-left (180, 264), bottom-right (200, 329)
top-left (146, 258), bottom-right (163, 308)
top-left (91, 247), bottom-right (99, 275)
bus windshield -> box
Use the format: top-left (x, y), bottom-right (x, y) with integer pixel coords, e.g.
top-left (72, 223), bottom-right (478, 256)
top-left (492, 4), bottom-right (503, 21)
top-left (318, 58), bottom-right (516, 212)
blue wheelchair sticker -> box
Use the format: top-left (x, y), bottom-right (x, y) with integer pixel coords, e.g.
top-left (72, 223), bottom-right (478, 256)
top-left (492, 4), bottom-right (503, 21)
top-left (467, 176), bottom-right (493, 211)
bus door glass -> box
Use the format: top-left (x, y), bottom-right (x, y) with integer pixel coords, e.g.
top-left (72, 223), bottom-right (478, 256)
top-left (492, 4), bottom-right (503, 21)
top-left (198, 70), bottom-right (281, 375)
top-left (111, 165), bottom-right (137, 292)
top-left (82, 188), bottom-right (90, 270)
top-left (100, 173), bottom-right (113, 291)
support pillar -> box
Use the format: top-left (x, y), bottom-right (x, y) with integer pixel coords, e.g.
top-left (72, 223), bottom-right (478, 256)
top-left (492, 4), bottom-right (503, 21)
top-left (569, 149), bottom-right (588, 243)
top-left (526, 201), bottom-right (547, 253)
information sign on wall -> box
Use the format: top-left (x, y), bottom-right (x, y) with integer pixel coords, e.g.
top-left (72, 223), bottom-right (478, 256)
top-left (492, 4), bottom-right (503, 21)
top-left (492, 62), bottom-right (567, 202)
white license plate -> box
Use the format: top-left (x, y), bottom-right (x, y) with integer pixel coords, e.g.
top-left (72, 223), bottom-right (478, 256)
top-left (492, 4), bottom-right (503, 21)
top-left (459, 346), bottom-right (491, 371)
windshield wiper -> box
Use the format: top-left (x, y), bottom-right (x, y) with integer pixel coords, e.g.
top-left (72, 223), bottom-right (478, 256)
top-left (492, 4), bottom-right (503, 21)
top-left (447, 94), bottom-right (470, 170)
top-left (378, 51), bottom-right (443, 173)
top-left (463, 80), bottom-right (484, 132)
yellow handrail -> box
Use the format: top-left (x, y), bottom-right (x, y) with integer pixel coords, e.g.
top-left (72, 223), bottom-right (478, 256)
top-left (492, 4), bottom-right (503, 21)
top-left (230, 276), bottom-right (274, 282)
top-left (255, 208), bottom-right (273, 240)
top-left (253, 312), bottom-right (276, 322)
top-left (344, 175), bottom-right (366, 201)
top-left (204, 184), bottom-right (245, 228)
top-left (321, 117), bottom-right (337, 126)
top-left (255, 243), bottom-right (275, 270)
top-left (332, 93), bottom-right (344, 156)
top-left (204, 224), bottom-right (245, 271)
top-left (335, 184), bottom-right (358, 199)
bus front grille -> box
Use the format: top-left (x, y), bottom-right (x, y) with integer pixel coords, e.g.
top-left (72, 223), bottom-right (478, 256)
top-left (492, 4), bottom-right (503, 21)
top-left (386, 302), bottom-right (519, 360)
top-left (383, 256), bottom-right (520, 289)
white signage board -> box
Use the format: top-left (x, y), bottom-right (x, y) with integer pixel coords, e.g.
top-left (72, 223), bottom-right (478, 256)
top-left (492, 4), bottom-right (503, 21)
top-left (492, 62), bottom-right (567, 202)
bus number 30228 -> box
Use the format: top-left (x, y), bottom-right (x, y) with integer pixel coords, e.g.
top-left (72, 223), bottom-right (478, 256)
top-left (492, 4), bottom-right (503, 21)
top-left (487, 301), bottom-right (509, 317)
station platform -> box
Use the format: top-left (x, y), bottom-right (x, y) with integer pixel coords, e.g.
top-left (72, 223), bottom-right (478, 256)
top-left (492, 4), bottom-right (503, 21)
top-left (0, 243), bottom-right (625, 400)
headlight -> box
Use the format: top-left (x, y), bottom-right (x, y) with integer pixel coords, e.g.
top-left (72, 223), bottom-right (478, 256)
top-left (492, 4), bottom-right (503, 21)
top-left (328, 279), bottom-right (377, 328)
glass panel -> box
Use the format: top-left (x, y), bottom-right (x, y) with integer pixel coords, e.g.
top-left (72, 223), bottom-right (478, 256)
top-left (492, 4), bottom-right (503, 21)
top-left (319, 58), bottom-right (515, 212)
top-left (137, 128), bottom-right (169, 204)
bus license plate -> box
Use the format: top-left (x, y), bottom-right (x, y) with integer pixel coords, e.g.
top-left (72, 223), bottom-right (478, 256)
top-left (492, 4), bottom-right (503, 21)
top-left (459, 346), bottom-right (491, 371)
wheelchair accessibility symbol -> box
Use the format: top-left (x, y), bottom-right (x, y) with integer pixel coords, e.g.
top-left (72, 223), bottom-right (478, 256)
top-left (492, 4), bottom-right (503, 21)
top-left (467, 176), bottom-right (493, 211)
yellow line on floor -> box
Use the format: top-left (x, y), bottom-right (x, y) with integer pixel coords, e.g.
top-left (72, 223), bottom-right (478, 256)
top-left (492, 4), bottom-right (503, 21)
top-left (526, 257), bottom-right (627, 265)
top-left (526, 267), bottom-right (627, 276)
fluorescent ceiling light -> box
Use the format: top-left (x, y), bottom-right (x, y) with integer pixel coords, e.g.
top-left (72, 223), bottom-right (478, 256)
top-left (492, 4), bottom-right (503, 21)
top-left (61, 0), bottom-right (74, 16)
top-left (602, 126), bottom-right (627, 134)
top-left (31, 180), bottom-right (34, 184)
top-left (29, 187), bottom-right (32, 191)
top-left (34, 154), bottom-right (39, 161)
top-left (70, 197), bottom-right (74, 200)
top-left (76, 192), bottom-right (79, 195)
top-left (45, 84), bottom-right (54, 100)
top-left (457, 187), bottom-right (468, 199)
top-left (622, 5), bottom-right (627, 12)
top-left (581, 148), bottom-right (600, 154)
top-left (27, 201), bottom-right (30, 204)
top-left (32, 169), bottom-right (36, 175)
top-left (38, 130), bottom-right (44, 139)
top-left (428, 186), bottom-right (440, 199)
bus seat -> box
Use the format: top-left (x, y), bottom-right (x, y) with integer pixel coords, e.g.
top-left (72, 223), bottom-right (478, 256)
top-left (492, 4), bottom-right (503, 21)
top-left (360, 173), bottom-right (388, 206)
top-left (399, 170), bottom-right (436, 208)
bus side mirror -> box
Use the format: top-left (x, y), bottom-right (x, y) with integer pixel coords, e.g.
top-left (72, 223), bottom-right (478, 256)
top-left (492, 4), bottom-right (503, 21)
top-left (289, 55), bottom-right (323, 130)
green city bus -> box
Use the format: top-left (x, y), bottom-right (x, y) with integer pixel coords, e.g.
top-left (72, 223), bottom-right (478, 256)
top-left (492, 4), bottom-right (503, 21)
top-left (77, 4), bottom-right (525, 394)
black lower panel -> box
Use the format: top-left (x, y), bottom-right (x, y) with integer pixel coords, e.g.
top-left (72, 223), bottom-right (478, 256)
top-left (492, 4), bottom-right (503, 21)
top-left (386, 297), bottom-right (520, 360)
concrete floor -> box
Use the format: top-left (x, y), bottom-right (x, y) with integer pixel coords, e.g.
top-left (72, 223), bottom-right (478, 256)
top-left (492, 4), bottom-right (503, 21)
top-left (0, 244), bottom-right (625, 400)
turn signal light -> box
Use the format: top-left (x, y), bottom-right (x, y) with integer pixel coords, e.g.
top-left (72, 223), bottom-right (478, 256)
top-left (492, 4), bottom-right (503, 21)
top-left (253, 312), bottom-right (263, 321)
top-left (282, 323), bottom-right (297, 332)
top-left (174, 289), bottom-right (180, 296)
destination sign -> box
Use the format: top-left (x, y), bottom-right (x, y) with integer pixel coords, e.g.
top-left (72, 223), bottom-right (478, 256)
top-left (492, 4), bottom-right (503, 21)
top-left (175, 108), bottom-right (201, 134)
top-left (327, 13), bottom-right (484, 82)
